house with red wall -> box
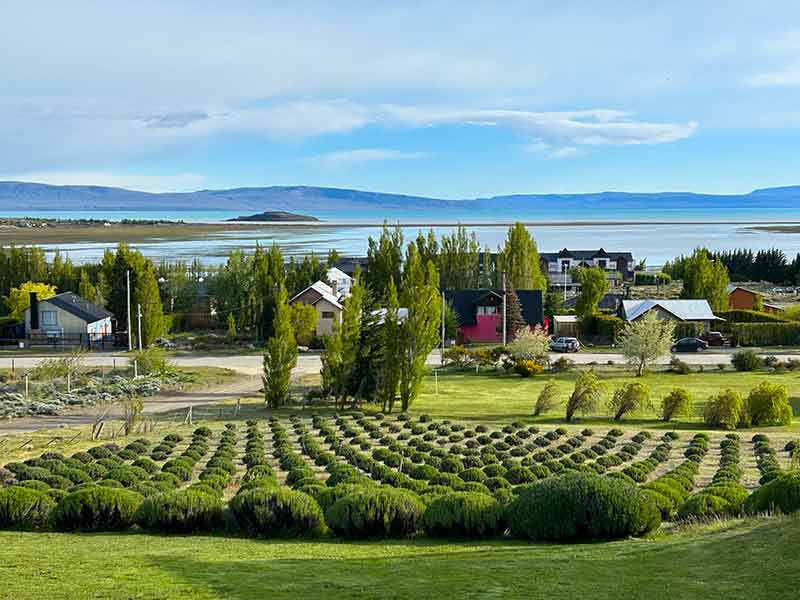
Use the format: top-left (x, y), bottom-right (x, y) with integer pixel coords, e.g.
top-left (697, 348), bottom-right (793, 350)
top-left (445, 289), bottom-right (544, 344)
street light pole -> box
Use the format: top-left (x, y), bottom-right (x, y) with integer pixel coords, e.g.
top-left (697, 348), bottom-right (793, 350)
top-left (126, 270), bottom-right (133, 351)
top-left (137, 303), bottom-right (143, 352)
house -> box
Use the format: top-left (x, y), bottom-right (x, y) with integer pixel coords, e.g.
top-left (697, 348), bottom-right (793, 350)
top-left (553, 315), bottom-right (579, 337)
top-left (24, 291), bottom-right (113, 344)
top-left (332, 257), bottom-right (368, 277)
top-left (290, 281), bottom-right (344, 336)
top-left (445, 289), bottom-right (544, 344)
top-left (564, 292), bottom-right (624, 313)
top-left (326, 267), bottom-right (353, 297)
top-left (620, 299), bottom-right (723, 332)
top-left (540, 249), bottom-right (635, 282)
top-left (727, 285), bottom-right (784, 314)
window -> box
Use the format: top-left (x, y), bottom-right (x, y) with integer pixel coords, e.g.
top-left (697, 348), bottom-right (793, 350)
top-left (597, 259), bottom-right (607, 269)
top-left (321, 311), bottom-right (335, 319)
top-left (40, 311), bottom-right (57, 326)
top-left (477, 305), bottom-right (497, 315)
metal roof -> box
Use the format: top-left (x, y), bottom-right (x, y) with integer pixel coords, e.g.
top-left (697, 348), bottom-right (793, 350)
top-left (622, 299), bottom-right (722, 322)
top-left (43, 292), bottom-right (113, 323)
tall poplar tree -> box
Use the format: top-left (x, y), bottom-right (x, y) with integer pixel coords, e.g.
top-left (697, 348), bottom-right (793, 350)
top-left (262, 285), bottom-right (297, 409)
top-left (376, 277), bottom-right (402, 412)
top-left (498, 223), bottom-right (547, 290)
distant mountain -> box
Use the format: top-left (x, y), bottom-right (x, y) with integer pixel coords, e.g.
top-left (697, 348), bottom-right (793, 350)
top-left (227, 210), bottom-right (319, 222)
top-left (2, 181), bottom-right (800, 218)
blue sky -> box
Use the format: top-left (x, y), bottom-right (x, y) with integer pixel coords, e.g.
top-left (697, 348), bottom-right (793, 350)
top-left (3, 1), bottom-right (800, 197)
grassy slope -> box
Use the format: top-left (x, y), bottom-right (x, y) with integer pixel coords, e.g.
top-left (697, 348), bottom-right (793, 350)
top-left (414, 369), bottom-right (800, 431)
top-left (0, 518), bottom-right (797, 599)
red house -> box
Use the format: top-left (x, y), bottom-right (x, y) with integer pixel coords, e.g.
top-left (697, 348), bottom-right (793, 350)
top-left (445, 289), bottom-right (545, 344)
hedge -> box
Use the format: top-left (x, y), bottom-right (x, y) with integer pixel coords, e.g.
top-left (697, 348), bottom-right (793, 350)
top-left (726, 323), bottom-right (800, 347)
top-left (136, 489), bottom-right (223, 533)
top-left (230, 487), bottom-right (324, 537)
top-left (326, 487), bottom-right (425, 538)
top-left (51, 487), bottom-right (143, 531)
top-left (422, 492), bottom-right (505, 538)
top-left (717, 310), bottom-right (788, 324)
top-left (743, 471), bottom-right (800, 515)
top-left (0, 486), bottom-right (55, 530)
top-left (508, 472), bottom-right (660, 541)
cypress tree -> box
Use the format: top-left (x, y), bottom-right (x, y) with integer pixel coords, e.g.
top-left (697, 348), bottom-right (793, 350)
top-left (262, 285), bottom-right (297, 409)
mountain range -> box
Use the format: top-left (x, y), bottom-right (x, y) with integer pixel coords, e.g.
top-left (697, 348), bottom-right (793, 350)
top-left (2, 181), bottom-right (800, 219)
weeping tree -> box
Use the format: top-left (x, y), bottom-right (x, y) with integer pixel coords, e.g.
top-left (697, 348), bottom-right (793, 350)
top-left (262, 285), bottom-right (297, 409)
top-left (376, 278), bottom-right (403, 413)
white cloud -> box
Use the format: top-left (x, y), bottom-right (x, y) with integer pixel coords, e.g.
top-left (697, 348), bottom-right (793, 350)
top-left (0, 171), bottom-right (207, 193)
top-left (310, 148), bottom-right (432, 169)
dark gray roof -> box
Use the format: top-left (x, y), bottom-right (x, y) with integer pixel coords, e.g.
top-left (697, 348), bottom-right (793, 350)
top-left (44, 292), bottom-right (113, 323)
top-left (444, 289), bottom-right (544, 327)
top-left (540, 249), bottom-right (633, 262)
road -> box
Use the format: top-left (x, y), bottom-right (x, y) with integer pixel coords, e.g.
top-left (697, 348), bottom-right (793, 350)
top-left (0, 348), bottom-right (795, 375)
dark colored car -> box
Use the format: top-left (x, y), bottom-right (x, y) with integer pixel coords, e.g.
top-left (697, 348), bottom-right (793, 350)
top-left (700, 331), bottom-right (728, 347)
top-left (671, 337), bottom-right (709, 353)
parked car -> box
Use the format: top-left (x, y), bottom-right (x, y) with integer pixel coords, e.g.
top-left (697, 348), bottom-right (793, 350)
top-left (700, 331), bottom-right (728, 346)
top-left (671, 337), bottom-right (709, 353)
top-left (550, 336), bottom-right (580, 353)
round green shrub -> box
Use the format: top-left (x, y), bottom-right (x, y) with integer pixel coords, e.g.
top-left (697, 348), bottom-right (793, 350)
top-left (326, 487), bottom-right (424, 538)
top-left (105, 466), bottom-right (148, 487)
top-left (51, 487), bottom-right (143, 531)
top-left (313, 483), bottom-right (373, 513)
top-left (677, 493), bottom-right (734, 520)
top-left (231, 487), bottom-right (324, 537)
top-left (508, 472), bottom-right (660, 541)
top-left (743, 471), bottom-right (800, 515)
top-left (422, 492), bottom-right (505, 538)
top-left (746, 381), bottom-right (793, 426)
top-left (243, 464), bottom-right (275, 482)
top-left (18, 480), bottom-right (51, 492)
top-left (136, 489), bottom-right (223, 533)
top-left (0, 486), bottom-right (55, 530)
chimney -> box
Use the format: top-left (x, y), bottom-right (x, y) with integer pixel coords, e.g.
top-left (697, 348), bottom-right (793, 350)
top-left (29, 292), bottom-right (39, 330)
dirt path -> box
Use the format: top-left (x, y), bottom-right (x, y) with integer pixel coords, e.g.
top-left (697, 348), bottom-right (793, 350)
top-left (0, 375), bottom-right (261, 436)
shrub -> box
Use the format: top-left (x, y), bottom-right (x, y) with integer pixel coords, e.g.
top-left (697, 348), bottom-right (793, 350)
top-left (669, 357), bottom-right (691, 375)
top-left (508, 472), bottom-right (660, 541)
top-left (0, 486), bottom-right (55, 530)
top-left (326, 487), bottom-right (424, 538)
top-left (608, 382), bottom-right (651, 420)
top-left (731, 349), bottom-right (762, 372)
top-left (51, 487), bottom-right (143, 531)
top-left (704, 389), bottom-right (745, 430)
top-left (661, 388), bottom-right (692, 421)
top-left (743, 471), bottom-right (800, 515)
top-left (422, 492), bottom-right (505, 537)
top-left (565, 370), bottom-right (604, 422)
top-left (746, 381), bottom-right (793, 426)
top-left (534, 380), bottom-right (560, 416)
top-left (728, 323), bottom-right (800, 347)
top-left (230, 487), bottom-right (324, 536)
top-left (136, 489), bottom-right (223, 533)
top-left (514, 359), bottom-right (545, 377)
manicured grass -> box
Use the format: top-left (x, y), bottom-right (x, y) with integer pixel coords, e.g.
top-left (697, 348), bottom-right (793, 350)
top-left (0, 517), bottom-right (797, 599)
top-left (415, 368), bottom-right (800, 431)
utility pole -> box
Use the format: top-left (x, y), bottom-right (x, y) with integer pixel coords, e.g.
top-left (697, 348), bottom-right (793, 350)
top-left (126, 270), bottom-right (133, 351)
top-left (562, 264), bottom-right (568, 302)
top-left (440, 290), bottom-right (445, 365)
top-left (137, 303), bottom-right (143, 351)
top-left (502, 272), bottom-right (507, 346)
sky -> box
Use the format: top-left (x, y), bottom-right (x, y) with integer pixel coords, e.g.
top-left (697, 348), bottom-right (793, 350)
top-left (3, 1), bottom-right (800, 198)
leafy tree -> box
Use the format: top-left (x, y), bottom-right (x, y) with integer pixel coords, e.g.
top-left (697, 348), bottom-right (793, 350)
top-left (507, 326), bottom-right (550, 364)
top-left (78, 270), bottom-right (100, 305)
top-left (376, 278), bottom-right (403, 412)
top-left (227, 313), bottom-right (237, 341)
top-left (320, 319), bottom-right (343, 400)
top-left (134, 262), bottom-right (167, 347)
top-left (565, 370), bottom-right (604, 422)
top-left (661, 388), bottom-right (692, 421)
top-left (572, 265), bottom-right (608, 318)
top-left (105, 243), bottom-right (146, 333)
top-left (497, 223), bottom-right (546, 290)
top-left (338, 269), bottom-right (364, 407)
top-left (534, 380), bottom-right (561, 416)
top-left (618, 312), bottom-right (675, 376)
top-left (680, 248), bottom-right (730, 311)
top-left (262, 285), bottom-right (297, 409)
top-left (289, 303), bottom-right (318, 346)
top-left (326, 248), bottom-right (341, 268)
top-left (415, 229), bottom-right (440, 273)
top-left (608, 382), bottom-right (651, 420)
top-left (504, 284), bottom-right (526, 340)
top-left (543, 285), bottom-right (564, 320)
top-left (398, 245), bottom-right (441, 411)
top-left (439, 225), bottom-right (481, 289)
top-left (704, 389), bottom-right (744, 430)
top-left (746, 381), bottom-right (792, 426)
top-left (6, 281), bottom-right (57, 319)
top-left (365, 222), bottom-right (404, 300)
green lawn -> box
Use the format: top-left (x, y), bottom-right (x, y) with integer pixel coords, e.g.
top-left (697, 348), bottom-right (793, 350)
top-left (415, 368), bottom-right (800, 431)
top-left (0, 517), bottom-right (797, 599)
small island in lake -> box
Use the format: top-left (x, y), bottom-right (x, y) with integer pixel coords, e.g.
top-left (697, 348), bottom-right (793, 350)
top-left (227, 211), bottom-right (319, 222)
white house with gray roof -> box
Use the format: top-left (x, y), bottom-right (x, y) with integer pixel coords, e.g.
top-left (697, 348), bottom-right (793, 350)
top-left (620, 299), bottom-right (723, 332)
top-left (24, 291), bottom-right (113, 339)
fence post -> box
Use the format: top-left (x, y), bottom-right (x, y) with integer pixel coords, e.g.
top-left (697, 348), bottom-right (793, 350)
top-left (10, 358), bottom-right (13, 373)
top-left (67, 373), bottom-right (71, 393)
top-left (25, 374), bottom-right (29, 398)
top-left (133, 360), bottom-right (138, 378)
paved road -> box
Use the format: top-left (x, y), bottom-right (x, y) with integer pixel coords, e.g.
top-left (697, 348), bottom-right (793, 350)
top-left (0, 348), bottom-right (796, 375)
